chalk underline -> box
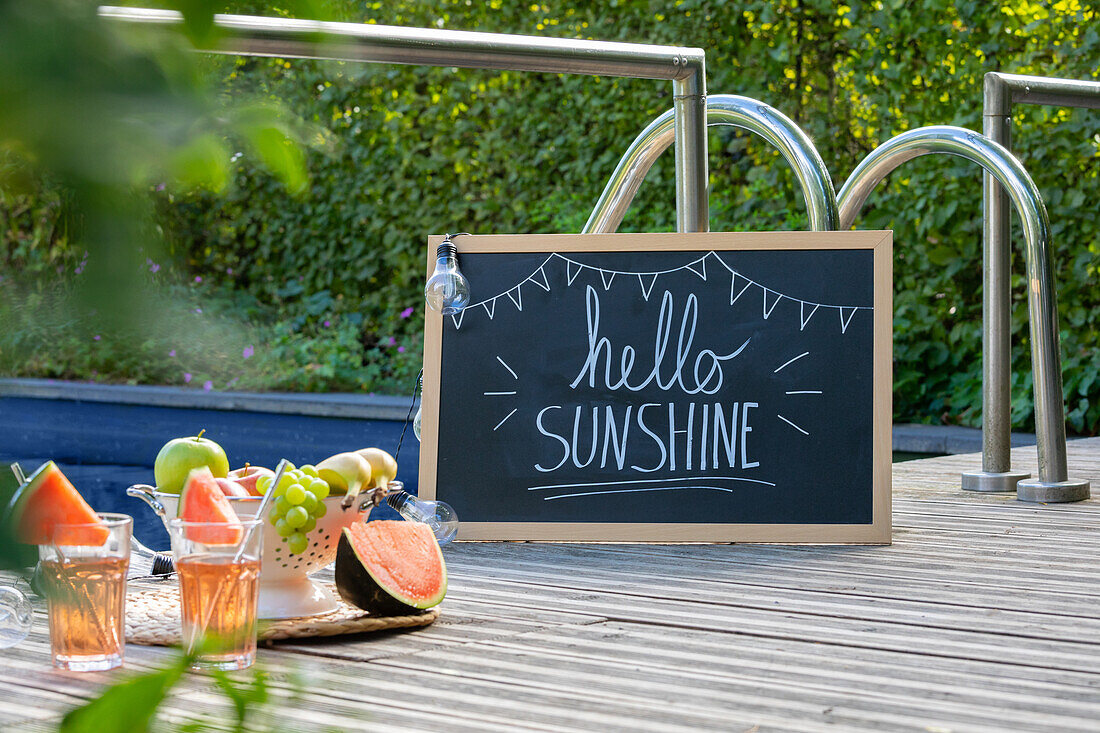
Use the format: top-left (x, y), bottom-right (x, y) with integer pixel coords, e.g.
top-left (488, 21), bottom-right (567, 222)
top-left (541, 485), bottom-right (738, 501)
top-left (528, 475), bottom-right (776, 491)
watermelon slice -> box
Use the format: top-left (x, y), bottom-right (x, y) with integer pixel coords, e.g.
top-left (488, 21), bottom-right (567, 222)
top-left (335, 520), bottom-right (447, 615)
top-left (178, 467), bottom-right (243, 545)
top-left (6, 461), bottom-right (108, 546)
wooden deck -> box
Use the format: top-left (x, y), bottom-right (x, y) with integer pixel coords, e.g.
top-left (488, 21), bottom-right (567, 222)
top-left (3, 439), bottom-right (1099, 731)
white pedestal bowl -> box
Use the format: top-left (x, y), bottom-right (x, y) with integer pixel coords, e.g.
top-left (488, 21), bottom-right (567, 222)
top-left (127, 487), bottom-right (372, 619)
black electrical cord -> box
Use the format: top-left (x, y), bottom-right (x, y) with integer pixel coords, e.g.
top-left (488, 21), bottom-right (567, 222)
top-left (394, 368), bottom-right (423, 466)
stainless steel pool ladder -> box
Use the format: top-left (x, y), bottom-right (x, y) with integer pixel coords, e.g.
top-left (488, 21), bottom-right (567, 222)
top-left (588, 102), bottom-right (1088, 502)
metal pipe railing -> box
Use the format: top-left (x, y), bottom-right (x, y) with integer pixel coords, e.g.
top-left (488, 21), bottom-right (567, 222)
top-left (99, 9), bottom-right (1090, 503)
top-left (837, 125), bottom-right (1089, 503)
top-left (986, 72), bottom-right (1100, 112)
top-left (584, 94), bottom-right (838, 233)
top-left (975, 72), bottom-right (1100, 501)
top-left (98, 5), bottom-right (709, 233)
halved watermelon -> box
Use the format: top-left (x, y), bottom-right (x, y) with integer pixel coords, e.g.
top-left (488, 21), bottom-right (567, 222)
top-left (335, 520), bottom-right (447, 616)
top-left (178, 467), bottom-right (243, 545)
top-left (6, 461), bottom-right (108, 546)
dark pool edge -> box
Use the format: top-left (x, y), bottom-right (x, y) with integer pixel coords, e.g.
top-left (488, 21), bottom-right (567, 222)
top-left (2, 378), bottom-right (1038, 456)
top-left (0, 378), bottom-right (417, 421)
top-left (891, 422), bottom-right (1035, 455)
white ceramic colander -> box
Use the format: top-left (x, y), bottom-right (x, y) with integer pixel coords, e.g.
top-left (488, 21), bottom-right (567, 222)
top-left (127, 485), bottom-right (373, 619)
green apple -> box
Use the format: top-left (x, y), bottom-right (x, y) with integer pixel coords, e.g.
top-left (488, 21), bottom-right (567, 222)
top-left (154, 430), bottom-right (230, 494)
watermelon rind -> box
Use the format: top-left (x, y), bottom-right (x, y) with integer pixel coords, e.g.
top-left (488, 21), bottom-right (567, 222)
top-left (5, 460), bottom-right (53, 530)
top-left (335, 521), bottom-right (447, 616)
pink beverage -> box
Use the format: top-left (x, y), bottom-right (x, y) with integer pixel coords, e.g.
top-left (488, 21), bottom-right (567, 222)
top-left (39, 556), bottom-right (128, 668)
top-left (168, 517), bottom-right (263, 671)
top-left (176, 556), bottom-right (260, 669)
top-left (38, 514), bottom-right (132, 671)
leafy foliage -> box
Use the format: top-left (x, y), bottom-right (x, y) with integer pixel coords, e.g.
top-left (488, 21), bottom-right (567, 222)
top-left (4, 0), bottom-right (1100, 432)
top-left (57, 648), bottom-right (311, 733)
top-left (0, 0), bottom-right (352, 393)
top-left (0, 3), bottom-right (345, 731)
top-left (59, 653), bottom-right (191, 733)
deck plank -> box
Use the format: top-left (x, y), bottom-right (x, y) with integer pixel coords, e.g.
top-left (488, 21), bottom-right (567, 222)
top-left (1, 437), bottom-right (1097, 731)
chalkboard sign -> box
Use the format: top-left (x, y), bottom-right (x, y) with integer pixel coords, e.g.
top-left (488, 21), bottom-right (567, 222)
top-left (419, 232), bottom-right (891, 542)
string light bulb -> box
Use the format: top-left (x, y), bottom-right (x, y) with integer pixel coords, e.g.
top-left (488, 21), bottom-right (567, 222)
top-left (385, 481), bottom-right (459, 545)
top-left (424, 232), bottom-right (470, 315)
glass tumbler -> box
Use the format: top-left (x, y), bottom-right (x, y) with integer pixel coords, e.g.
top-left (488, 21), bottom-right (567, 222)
top-left (168, 518), bottom-right (262, 671)
top-left (38, 513), bottom-right (132, 671)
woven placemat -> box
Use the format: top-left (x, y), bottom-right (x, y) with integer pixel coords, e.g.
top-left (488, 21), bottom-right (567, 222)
top-left (126, 581), bottom-right (439, 646)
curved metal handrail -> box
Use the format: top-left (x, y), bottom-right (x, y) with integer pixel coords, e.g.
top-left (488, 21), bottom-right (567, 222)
top-left (584, 94), bottom-right (838, 233)
top-left (837, 125), bottom-right (1084, 497)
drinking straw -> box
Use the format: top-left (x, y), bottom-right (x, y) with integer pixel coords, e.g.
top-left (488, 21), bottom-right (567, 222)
top-left (52, 540), bottom-right (115, 653)
top-left (11, 463), bottom-right (115, 652)
top-left (189, 459), bottom-right (288, 654)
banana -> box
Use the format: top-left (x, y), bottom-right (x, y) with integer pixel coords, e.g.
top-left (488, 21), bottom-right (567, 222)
top-left (356, 448), bottom-right (398, 489)
top-left (316, 452), bottom-right (372, 497)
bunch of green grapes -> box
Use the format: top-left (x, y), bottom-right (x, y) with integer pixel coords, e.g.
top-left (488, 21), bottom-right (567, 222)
top-left (256, 464), bottom-right (330, 554)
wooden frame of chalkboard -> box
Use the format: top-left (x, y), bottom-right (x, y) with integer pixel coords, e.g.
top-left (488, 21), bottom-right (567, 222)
top-left (419, 231), bottom-right (892, 543)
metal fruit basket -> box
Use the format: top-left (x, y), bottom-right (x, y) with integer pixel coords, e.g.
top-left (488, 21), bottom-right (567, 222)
top-left (127, 485), bottom-right (378, 619)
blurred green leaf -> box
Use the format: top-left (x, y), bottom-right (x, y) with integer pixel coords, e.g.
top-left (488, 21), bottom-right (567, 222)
top-left (210, 668), bottom-right (270, 729)
top-left (0, 462), bottom-right (37, 571)
top-left (166, 0), bottom-right (220, 48)
top-left (59, 653), bottom-right (191, 733)
top-left (243, 125), bottom-right (308, 195)
top-left (170, 133), bottom-right (231, 192)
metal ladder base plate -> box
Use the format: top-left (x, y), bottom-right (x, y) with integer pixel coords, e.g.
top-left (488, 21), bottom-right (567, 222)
top-left (1016, 479), bottom-right (1090, 503)
top-left (961, 471), bottom-right (1030, 493)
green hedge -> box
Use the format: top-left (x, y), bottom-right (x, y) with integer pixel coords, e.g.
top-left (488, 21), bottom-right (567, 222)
top-left (4, 0), bottom-right (1100, 432)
